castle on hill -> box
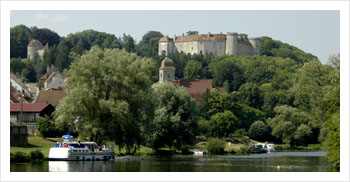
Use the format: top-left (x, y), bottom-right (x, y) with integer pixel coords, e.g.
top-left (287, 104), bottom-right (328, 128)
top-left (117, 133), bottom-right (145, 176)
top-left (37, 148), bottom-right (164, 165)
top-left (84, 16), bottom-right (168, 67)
top-left (27, 39), bottom-right (48, 60)
top-left (158, 32), bottom-right (260, 57)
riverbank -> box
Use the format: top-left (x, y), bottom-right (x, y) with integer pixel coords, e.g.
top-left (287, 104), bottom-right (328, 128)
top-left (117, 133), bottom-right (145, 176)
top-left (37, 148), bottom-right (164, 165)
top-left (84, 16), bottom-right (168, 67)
top-left (10, 136), bottom-right (324, 161)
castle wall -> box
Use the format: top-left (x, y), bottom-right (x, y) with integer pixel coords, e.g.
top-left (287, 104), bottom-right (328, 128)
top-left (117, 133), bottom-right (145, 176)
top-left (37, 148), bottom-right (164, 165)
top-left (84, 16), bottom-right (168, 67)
top-left (174, 41), bottom-right (198, 55)
top-left (202, 41), bottom-right (225, 56)
top-left (159, 33), bottom-right (260, 57)
top-left (159, 41), bottom-right (175, 55)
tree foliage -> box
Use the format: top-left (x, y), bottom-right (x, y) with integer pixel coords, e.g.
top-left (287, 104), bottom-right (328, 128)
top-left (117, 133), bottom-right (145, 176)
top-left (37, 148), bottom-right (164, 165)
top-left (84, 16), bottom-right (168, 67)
top-left (248, 120), bottom-right (270, 141)
top-left (31, 26), bottom-right (61, 46)
top-left (54, 46), bottom-right (156, 152)
top-left (184, 60), bottom-right (202, 79)
top-left (209, 110), bottom-right (240, 138)
top-left (10, 25), bottom-right (32, 58)
top-left (267, 105), bottom-right (312, 145)
top-left (260, 36), bottom-right (318, 65)
top-left (147, 81), bottom-right (198, 150)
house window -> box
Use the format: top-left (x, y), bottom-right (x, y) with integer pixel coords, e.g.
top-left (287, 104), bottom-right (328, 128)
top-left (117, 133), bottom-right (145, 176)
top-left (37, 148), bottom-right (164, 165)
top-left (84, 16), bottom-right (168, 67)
top-left (168, 73), bottom-right (170, 78)
top-left (215, 51), bottom-right (217, 56)
top-left (200, 50), bottom-right (203, 54)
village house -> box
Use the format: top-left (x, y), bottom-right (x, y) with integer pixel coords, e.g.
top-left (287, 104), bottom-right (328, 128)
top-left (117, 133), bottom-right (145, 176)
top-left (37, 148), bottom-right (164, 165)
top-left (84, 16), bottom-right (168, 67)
top-left (10, 103), bottom-right (55, 135)
top-left (39, 65), bottom-right (65, 90)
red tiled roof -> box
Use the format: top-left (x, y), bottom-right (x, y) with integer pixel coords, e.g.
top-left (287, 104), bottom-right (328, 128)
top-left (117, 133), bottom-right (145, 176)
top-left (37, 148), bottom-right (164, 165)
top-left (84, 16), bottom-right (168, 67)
top-left (10, 103), bottom-right (51, 112)
top-left (35, 90), bottom-right (67, 107)
top-left (159, 37), bottom-right (174, 42)
top-left (173, 79), bottom-right (213, 101)
top-left (174, 34), bottom-right (226, 42)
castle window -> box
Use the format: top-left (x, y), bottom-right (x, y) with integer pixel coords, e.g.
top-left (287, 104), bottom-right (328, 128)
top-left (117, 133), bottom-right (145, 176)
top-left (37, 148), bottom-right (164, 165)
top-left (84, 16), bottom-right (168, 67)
top-left (215, 51), bottom-right (217, 56)
top-left (200, 50), bottom-right (203, 54)
top-left (160, 73), bottom-right (162, 78)
top-left (191, 47), bottom-right (193, 50)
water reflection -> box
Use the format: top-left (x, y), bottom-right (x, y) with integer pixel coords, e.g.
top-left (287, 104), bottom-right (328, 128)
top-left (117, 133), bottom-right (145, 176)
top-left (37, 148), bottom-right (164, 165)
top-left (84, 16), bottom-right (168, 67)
top-left (11, 151), bottom-right (336, 172)
top-left (49, 161), bottom-right (115, 172)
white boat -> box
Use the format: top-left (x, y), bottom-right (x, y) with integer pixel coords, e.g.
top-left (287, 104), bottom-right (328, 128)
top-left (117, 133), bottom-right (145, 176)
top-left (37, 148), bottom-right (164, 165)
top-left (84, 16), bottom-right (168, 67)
top-left (192, 149), bottom-right (207, 155)
top-left (256, 143), bottom-right (275, 152)
top-left (48, 135), bottom-right (115, 161)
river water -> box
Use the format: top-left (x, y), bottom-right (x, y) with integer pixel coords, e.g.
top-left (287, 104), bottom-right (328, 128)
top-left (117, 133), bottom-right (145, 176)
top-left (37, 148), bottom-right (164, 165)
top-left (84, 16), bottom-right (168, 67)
top-left (10, 151), bottom-right (336, 172)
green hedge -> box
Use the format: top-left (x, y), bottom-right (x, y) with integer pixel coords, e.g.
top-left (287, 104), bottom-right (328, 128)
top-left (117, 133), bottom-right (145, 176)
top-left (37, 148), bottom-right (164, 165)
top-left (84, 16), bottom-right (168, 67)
top-left (206, 138), bottom-right (226, 155)
top-left (10, 151), bottom-right (44, 163)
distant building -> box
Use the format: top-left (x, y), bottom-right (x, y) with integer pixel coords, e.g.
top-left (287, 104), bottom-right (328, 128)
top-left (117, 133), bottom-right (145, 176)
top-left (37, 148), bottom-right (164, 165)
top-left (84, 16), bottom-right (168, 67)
top-left (39, 65), bottom-right (65, 90)
top-left (10, 103), bottom-right (55, 135)
top-left (35, 89), bottom-right (67, 107)
top-left (155, 56), bottom-right (226, 101)
top-left (10, 73), bottom-right (34, 103)
top-left (158, 32), bottom-right (260, 57)
top-left (27, 39), bottom-right (48, 60)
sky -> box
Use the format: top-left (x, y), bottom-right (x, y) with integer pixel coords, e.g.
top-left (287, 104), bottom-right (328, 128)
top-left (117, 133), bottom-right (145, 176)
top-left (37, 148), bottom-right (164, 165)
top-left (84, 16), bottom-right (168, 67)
top-left (10, 10), bottom-right (340, 64)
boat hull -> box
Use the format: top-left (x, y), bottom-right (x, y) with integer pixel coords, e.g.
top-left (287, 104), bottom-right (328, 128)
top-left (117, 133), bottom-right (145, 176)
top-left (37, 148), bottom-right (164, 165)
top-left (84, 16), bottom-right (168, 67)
top-left (48, 148), bottom-right (115, 161)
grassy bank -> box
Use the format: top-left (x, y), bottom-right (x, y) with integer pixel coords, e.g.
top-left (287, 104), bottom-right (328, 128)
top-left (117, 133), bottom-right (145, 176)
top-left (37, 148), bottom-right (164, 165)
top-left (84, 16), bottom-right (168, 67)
top-left (10, 136), bottom-right (61, 158)
top-left (10, 136), bottom-right (154, 158)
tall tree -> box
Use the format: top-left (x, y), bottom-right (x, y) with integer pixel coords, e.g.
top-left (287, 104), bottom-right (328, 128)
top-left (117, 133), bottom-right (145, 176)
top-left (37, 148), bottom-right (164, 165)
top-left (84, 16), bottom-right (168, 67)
top-left (121, 33), bottom-right (136, 53)
top-left (147, 82), bottom-right (198, 150)
top-left (54, 46), bottom-right (156, 152)
top-left (31, 26), bottom-right (61, 46)
top-left (137, 31), bottom-right (163, 58)
top-left (10, 25), bottom-right (32, 58)
top-left (209, 110), bottom-right (240, 138)
top-left (267, 105), bottom-right (312, 146)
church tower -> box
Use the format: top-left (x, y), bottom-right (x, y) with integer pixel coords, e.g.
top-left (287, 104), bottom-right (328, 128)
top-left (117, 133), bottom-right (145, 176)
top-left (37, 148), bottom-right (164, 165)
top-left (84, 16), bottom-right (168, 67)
top-left (159, 55), bottom-right (175, 84)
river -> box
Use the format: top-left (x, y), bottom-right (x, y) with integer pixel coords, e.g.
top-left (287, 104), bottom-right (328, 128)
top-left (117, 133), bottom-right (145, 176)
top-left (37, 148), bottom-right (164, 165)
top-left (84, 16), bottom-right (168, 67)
top-left (10, 151), bottom-right (337, 172)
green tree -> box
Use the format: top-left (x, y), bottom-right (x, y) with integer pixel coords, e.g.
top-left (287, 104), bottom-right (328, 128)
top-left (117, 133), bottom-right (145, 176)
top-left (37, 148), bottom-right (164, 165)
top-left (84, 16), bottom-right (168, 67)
top-left (147, 81), bottom-right (198, 150)
top-left (184, 60), bottom-right (202, 79)
top-left (30, 26), bottom-right (61, 46)
top-left (137, 31), bottom-right (163, 58)
top-left (121, 33), bottom-right (136, 53)
top-left (54, 46), bottom-right (156, 153)
top-left (237, 82), bottom-right (264, 109)
top-left (260, 36), bottom-right (318, 65)
top-left (248, 120), bottom-right (270, 141)
top-left (267, 105), bottom-right (312, 146)
top-left (10, 25), bottom-right (32, 58)
top-left (206, 138), bottom-right (226, 154)
top-left (186, 31), bottom-right (199, 35)
top-left (209, 110), bottom-right (240, 138)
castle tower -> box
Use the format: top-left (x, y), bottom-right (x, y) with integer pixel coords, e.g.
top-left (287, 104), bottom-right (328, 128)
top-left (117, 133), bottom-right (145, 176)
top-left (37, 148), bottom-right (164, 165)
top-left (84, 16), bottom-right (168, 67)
top-left (158, 36), bottom-right (175, 56)
top-left (27, 39), bottom-right (44, 60)
top-left (249, 37), bottom-right (260, 55)
top-left (159, 55), bottom-right (175, 84)
top-left (225, 32), bottom-right (238, 56)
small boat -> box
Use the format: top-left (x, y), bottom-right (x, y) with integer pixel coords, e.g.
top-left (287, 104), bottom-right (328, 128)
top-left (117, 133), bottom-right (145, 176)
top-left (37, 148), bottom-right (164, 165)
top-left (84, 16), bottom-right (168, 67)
top-left (192, 149), bottom-right (207, 155)
top-left (250, 143), bottom-right (275, 153)
top-left (48, 135), bottom-right (115, 161)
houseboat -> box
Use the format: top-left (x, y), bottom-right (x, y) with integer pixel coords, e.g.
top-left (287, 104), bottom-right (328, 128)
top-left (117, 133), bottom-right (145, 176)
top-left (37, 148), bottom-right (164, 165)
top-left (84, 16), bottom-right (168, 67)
top-left (48, 135), bottom-right (115, 161)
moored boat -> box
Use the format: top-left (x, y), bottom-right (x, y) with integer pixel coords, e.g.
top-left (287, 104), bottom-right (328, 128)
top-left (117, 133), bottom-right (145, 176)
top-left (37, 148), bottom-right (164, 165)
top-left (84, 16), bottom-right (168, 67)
top-left (48, 135), bottom-right (115, 161)
top-left (192, 149), bottom-right (207, 155)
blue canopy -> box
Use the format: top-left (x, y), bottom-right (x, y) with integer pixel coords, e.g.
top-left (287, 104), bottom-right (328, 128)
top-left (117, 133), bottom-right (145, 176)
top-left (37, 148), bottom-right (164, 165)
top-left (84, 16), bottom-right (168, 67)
top-left (62, 135), bottom-right (74, 139)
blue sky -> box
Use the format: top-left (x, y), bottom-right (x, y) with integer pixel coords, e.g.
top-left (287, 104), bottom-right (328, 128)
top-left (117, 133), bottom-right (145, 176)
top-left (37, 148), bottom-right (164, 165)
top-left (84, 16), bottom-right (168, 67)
top-left (10, 10), bottom-right (339, 64)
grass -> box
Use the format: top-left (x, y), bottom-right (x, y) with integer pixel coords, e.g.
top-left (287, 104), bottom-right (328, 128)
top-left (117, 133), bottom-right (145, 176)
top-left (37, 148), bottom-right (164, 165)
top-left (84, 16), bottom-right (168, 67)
top-left (10, 136), bottom-right (62, 158)
top-left (195, 141), bottom-right (248, 153)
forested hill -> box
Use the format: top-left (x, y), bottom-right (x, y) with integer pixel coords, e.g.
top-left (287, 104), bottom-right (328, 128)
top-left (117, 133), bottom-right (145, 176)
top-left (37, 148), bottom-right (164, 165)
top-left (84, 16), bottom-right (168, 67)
top-left (10, 25), bottom-right (318, 82)
top-left (260, 36), bottom-right (318, 65)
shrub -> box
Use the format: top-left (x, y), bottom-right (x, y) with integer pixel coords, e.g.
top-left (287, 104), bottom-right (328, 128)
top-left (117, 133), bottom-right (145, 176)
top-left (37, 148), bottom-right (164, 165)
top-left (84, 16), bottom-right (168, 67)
top-left (30, 150), bottom-right (44, 162)
top-left (236, 146), bottom-right (250, 154)
top-left (206, 138), bottom-right (226, 155)
top-left (11, 152), bottom-right (30, 163)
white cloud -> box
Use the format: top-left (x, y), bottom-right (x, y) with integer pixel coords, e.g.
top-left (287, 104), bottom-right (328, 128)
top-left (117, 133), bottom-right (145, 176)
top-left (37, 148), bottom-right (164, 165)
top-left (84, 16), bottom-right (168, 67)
top-left (34, 12), bottom-right (67, 22)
